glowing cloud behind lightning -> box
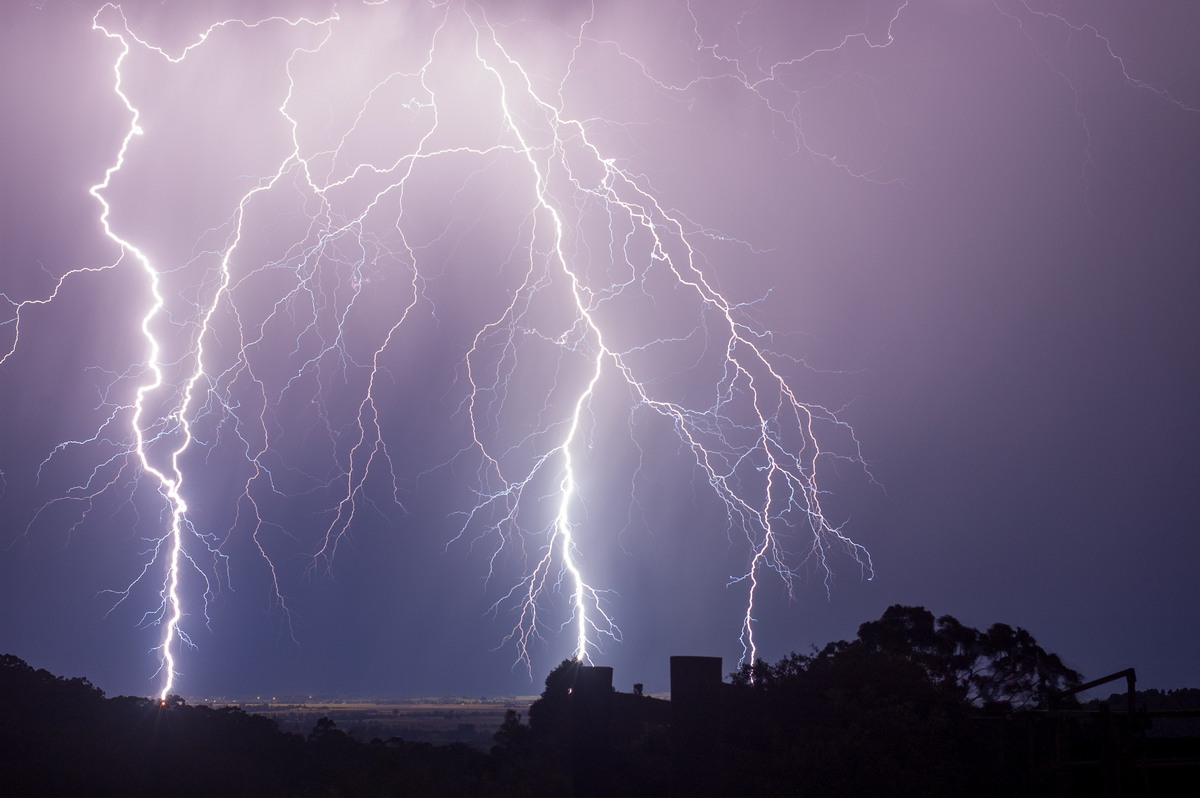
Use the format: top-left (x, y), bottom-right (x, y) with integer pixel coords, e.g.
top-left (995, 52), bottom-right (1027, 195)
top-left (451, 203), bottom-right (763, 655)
top-left (0, 0), bottom-right (897, 695)
top-left (10, 0), bottom-right (1185, 697)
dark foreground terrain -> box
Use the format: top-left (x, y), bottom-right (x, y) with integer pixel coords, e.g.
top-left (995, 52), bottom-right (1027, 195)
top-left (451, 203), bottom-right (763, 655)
top-left (4, 605), bottom-right (1198, 796)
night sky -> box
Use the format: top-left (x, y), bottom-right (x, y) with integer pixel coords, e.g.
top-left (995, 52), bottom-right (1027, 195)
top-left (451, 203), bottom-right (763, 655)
top-left (2, 1), bottom-right (1198, 701)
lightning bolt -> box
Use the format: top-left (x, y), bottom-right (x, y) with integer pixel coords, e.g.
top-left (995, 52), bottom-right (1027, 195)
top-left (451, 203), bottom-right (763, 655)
top-left (447, 4), bottom-right (879, 669)
top-left (78, 5), bottom-right (346, 699)
top-left (6, 0), bottom-right (1182, 696)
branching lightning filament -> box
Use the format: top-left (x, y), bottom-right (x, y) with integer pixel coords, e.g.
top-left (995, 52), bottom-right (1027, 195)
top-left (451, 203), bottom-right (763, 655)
top-left (2, 0), bottom-right (952, 695)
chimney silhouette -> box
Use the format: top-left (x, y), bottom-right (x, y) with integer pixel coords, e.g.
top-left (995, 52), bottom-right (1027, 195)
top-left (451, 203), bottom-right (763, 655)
top-left (670, 656), bottom-right (724, 794)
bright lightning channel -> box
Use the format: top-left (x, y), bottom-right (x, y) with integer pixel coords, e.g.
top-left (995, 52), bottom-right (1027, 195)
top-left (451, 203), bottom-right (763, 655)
top-left (83, 5), bottom-right (344, 699)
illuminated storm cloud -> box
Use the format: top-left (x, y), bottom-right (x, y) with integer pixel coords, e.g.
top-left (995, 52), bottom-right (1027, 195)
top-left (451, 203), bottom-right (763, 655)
top-left (4, 0), bottom-right (1192, 697)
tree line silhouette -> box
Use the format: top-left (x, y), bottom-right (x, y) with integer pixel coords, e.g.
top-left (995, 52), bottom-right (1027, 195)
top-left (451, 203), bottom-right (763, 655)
top-left (4, 605), bottom-right (1197, 796)
top-left (0, 653), bottom-right (492, 795)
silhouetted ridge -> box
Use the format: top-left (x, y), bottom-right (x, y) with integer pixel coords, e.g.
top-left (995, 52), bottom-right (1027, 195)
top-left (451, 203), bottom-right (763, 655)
top-left (5, 606), bottom-right (1198, 796)
top-left (0, 654), bottom-right (491, 796)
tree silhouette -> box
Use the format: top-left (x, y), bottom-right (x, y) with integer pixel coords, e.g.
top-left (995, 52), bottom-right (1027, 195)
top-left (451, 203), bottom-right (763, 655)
top-left (526, 657), bottom-right (579, 744)
top-left (852, 604), bottom-right (1082, 708)
top-left (726, 605), bottom-right (1085, 795)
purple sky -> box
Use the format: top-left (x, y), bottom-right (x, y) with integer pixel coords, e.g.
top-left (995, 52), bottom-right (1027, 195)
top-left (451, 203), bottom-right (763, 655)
top-left (2, 1), bottom-right (1198, 700)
